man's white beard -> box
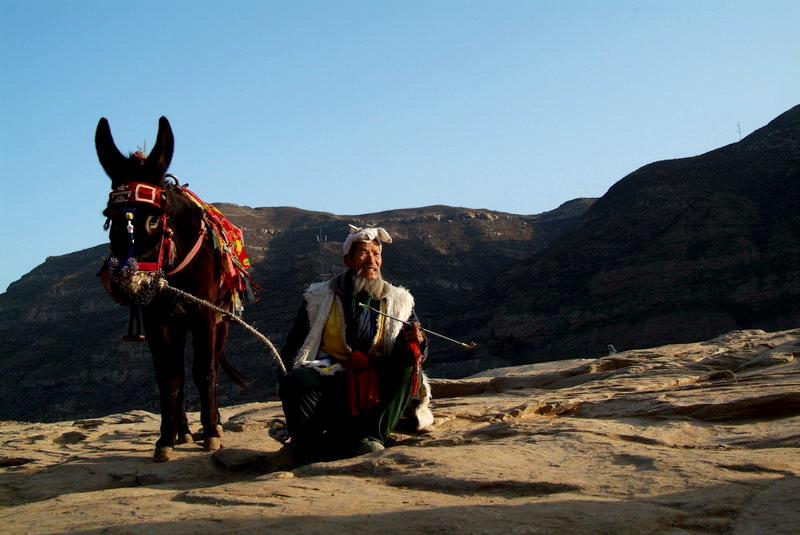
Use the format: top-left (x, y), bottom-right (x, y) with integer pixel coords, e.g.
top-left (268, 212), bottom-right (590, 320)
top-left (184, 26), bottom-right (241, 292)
top-left (353, 270), bottom-right (386, 299)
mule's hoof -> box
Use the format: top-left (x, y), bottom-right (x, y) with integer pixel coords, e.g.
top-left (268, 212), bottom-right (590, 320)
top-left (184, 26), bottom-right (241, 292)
top-left (153, 446), bottom-right (174, 462)
top-left (176, 433), bottom-right (194, 445)
top-left (204, 436), bottom-right (221, 451)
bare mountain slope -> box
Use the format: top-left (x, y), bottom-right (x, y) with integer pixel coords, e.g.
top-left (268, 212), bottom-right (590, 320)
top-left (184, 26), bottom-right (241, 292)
top-left (464, 104), bottom-right (800, 364)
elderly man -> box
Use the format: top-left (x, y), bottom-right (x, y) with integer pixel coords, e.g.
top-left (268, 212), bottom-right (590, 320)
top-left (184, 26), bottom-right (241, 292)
top-left (279, 225), bottom-right (432, 463)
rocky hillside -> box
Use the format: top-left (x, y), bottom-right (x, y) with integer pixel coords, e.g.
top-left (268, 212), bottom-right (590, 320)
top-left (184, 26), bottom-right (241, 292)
top-left (0, 200), bottom-right (593, 422)
top-left (463, 104), bottom-right (800, 364)
top-left (2, 328), bottom-right (798, 534)
top-left (2, 103), bottom-right (798, 424)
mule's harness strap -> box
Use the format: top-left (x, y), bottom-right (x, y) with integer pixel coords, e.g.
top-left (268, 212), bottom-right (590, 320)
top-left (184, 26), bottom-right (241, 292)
top-left (109, 182), bottom-right (163, 207)
top-left (110, 180), bottom-right (208, 277)
top-left (164, 220), bottom-right (207, 277)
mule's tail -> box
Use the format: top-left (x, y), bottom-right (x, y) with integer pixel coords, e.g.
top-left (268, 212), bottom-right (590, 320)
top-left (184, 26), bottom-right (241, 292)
top-left (220, 352), bottom-right (252, 391)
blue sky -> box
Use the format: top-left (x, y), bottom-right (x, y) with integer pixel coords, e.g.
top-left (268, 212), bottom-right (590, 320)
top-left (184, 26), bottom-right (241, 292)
top-left (1, 0), bottom-right (799, 292)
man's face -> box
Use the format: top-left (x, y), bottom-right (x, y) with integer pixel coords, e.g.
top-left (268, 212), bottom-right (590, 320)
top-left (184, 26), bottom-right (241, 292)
top-left (344, 240), bottom-right (382, 280)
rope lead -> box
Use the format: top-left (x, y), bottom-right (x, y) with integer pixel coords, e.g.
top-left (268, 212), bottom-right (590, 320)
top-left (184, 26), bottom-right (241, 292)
top-left (161, 283), bottom-right (287, 375)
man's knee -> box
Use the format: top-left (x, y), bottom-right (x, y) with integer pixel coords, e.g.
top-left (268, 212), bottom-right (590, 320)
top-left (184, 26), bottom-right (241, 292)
top-left (279, 367), bottom-right (318, 400)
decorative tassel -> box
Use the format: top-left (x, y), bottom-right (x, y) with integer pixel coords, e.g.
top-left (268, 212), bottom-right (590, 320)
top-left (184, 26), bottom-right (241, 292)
top-left (409, 342), bottom-right (423, 396)
top-left (164, 230), bottom-right (176, 266)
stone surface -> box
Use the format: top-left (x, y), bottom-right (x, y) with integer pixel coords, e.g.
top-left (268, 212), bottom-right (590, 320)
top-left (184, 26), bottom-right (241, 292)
top-left (1, 328), bottom-right (798, 534)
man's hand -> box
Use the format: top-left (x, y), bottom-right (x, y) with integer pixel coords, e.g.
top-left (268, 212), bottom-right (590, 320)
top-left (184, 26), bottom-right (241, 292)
top-left (402, 322), bottom-right (425, 345)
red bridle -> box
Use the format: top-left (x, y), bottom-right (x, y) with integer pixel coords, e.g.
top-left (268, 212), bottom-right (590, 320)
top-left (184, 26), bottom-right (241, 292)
top-left (108, 180), bottom-right (204, 275)
top-left (109, 181), bottom-right (164, 207)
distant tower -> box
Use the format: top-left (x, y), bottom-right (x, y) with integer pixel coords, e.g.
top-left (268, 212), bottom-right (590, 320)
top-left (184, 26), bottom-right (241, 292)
top-left (737, 122), bottom-right (742, 141)
top-left (316, 228), bottom-right (330, 279)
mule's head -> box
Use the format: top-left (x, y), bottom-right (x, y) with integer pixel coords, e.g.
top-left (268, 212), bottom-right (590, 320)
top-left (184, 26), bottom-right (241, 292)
top-left (97, 117), bottom-right (175, 303)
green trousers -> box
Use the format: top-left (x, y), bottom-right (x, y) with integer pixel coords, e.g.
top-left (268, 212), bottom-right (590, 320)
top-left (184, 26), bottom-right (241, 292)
top-left (279, 362), bottom-right (417, 462)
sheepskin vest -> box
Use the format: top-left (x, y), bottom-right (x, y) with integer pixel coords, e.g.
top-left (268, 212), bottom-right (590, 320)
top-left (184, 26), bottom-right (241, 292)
top-left (293, 278), bottom-right (415, 368)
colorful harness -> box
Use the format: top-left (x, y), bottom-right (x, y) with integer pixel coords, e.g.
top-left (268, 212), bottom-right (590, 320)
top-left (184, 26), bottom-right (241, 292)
top-left (102, 175), bottom-right (257, 313)
top-left (177, 184), bottom-right (256, 312)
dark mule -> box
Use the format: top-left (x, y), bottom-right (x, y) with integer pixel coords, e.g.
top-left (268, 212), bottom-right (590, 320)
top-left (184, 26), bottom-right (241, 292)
top-left (96, 117), bottom-right (250, 461)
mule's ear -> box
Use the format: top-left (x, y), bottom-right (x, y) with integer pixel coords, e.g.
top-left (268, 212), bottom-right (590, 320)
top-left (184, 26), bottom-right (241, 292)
top-left (95, 117), bottom-right (127, 180)
top-left (145, 116), bottom-right (174, 177)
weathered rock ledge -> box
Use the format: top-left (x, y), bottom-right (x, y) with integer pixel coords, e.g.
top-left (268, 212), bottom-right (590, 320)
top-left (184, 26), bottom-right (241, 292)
top-left (1, 328), bottom-right (799, 534)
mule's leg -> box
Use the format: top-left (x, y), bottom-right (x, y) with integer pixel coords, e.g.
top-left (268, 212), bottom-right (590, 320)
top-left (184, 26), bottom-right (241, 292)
top-left (211, 320), bottom-right (230, 439)
top-left (147, 324), bottom-right (187, 462)
top-left (171, 342), bottom-right (194, 445)
top-left (175, 396), bottom-right (194, 445)
top-left (192, 314), bottom-right (227, 451)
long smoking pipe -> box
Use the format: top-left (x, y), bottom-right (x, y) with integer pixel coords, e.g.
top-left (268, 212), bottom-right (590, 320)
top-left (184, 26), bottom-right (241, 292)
top-left (358, 303), bottom-right (477, 349)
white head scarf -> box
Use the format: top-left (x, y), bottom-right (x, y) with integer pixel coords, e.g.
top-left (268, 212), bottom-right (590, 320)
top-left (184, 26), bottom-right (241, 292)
top-left (342, 224), bottom-right (392, 255)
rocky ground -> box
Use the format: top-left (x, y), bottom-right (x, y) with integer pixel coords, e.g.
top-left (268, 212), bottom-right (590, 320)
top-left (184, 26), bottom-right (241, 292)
top-left (1, 328), bottom-right (799, 534)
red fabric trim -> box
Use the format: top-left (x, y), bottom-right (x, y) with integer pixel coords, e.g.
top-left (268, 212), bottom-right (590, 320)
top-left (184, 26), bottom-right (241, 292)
top-left (344, 350), bottom-right (380, 415)
top-left (136, 261), bottom-right (160, 271)
top-left (409, 342), bottom-right (423, 396)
